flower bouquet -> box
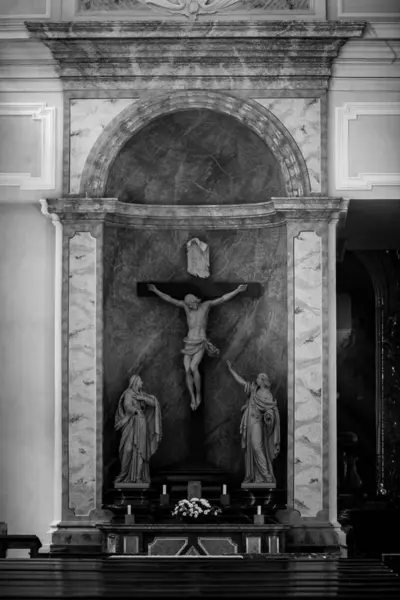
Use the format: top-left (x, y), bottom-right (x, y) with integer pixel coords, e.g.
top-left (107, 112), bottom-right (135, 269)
top-left (172, 497), bottom-right (222, 523)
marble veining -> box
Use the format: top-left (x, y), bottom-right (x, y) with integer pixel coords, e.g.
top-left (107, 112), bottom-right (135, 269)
top-left (70, 99), bottom-right (135, 194)
top-left (104, 109), bottom-right (285, 204)
top-left (255, 98), bottom-right (321, 193)
top-left (293, 231), bottom-right (322, 518)
top-left (68, 232), bottom-right (97, 517)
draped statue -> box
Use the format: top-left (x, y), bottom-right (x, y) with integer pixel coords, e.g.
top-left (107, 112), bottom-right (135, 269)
top-left (114, 374), bottom-right (162, 484)
top-left (227, 361), bottom-right (280, 486)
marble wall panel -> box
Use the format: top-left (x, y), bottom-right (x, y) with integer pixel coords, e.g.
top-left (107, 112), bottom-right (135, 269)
top-left (103, 225), bottom-right (287, 488)
top-left (68, 232), bottom-right (97, 516)
top-left (255, 98), bottom-right (321, 193)
top-left (293, 231), bottom-right (323, 517)
top-left (70, 99), bottom-right (319, 199)
top-left (70, 99), bottom-right (135, 194)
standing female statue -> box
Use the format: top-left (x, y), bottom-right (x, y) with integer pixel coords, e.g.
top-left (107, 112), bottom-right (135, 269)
top-left (227, 361), bottom-right (280, 486)
top-left (114, 374), bottom-right (162, 484)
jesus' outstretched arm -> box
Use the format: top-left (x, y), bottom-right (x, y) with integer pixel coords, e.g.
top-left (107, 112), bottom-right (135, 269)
top-left (207, 284), bottom-right (247, 307)
top-left (147, 284), bottom-right (185, 308)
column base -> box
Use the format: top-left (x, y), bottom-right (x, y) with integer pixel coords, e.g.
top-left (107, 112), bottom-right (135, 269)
top-left (49, 523), bottom-right (105, 556)
top-left (275, 509), bottom-right (347, 555)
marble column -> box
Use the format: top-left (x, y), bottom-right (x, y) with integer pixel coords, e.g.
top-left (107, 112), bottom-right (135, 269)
top-left (41, 201), bottom-right (111, 553)
top-left (273, 197), bottom-right (347, 551)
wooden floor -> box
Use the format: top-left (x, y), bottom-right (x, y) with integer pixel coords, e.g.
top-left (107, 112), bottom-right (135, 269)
top-left (1, 556), bottom-right (400, 598)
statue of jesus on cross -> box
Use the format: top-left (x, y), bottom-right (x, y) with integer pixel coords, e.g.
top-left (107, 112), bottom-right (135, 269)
top-left (147, 283), bottom-right (247, 411)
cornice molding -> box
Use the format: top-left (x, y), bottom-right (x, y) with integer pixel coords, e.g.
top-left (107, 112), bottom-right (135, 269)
top-left (25, 20), bottom-right (365, 91)
top-left (272, 197), bottom-right (348, 221)
top-left (41, 198), bottom-right (283, 229)
top-left (26, 19), bottom-right (365, 38)
top-left (41, 197), bottom-right (347, 227)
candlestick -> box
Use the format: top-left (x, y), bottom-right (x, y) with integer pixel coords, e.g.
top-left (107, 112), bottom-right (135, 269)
top-left (127, 505), bottom-right (131, 515)
top-left (222, 484), bottom-right (227, 495)
top-left (257, 505), bottom-right (261, 515)
top-left (162, 485), bottom-right (167, 495)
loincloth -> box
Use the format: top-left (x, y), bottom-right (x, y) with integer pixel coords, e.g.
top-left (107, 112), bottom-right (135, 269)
top-left (181, 337), bottom-right (220, 358)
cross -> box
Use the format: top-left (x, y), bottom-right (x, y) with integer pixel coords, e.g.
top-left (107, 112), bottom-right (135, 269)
top-left (137, 280), bottom-right (262, 411)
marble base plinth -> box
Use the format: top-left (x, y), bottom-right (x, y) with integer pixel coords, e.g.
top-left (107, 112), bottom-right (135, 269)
top-left (241, 483), bottom-right (276, 489)
top-left (50, 525), bottom-right (104, 556)
top-left (97, 523), bottom-right (289, 557)
top-left (276, 508), bottom-right (346, 554)
top-left (114, 483), bottom-right (150, 490)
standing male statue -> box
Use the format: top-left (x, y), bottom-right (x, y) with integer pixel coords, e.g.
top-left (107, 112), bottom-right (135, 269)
top-left (148, 283), bottom-right (247, 410)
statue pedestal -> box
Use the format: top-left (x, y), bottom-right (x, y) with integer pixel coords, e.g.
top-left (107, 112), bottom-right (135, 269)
top-left (113, 483), bottom-right (151, 512)
top-left (241, 483), bottom-right (276, 490)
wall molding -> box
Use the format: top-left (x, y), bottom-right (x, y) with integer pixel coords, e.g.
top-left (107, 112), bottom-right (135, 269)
top-left (0, 0), bottom-right (51, 19)
top-left (338, 0), bottom-right (400, 19)
top-left (0, 103), bottom-right (55, 190)
top-left (335, 102), bottom-right (400, 191)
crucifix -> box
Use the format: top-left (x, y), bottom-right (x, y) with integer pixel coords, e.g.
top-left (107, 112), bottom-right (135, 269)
top-left (137, 279), bottom-right (263, 411)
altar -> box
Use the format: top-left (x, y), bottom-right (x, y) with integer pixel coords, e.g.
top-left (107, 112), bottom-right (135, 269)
top-left (30, 15), bottom-right (364, 556)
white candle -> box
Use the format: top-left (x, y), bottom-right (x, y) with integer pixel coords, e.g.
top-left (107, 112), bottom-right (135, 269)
top-left (222, 485), bottom-right (227, 495)
top-left (127, 505), bottom-right (131, 515)
top-left (162, 485), bottom-right (167, 495)
top-left (257, 505), bottom-right (261, 515)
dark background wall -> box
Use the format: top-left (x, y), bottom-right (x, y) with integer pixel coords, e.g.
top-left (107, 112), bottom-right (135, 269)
top-left (103, 225), bottom-right (288, 489)
top-left (105, 109), bottom-right (285, 205)
top-left (337, 252), bottom-right (376, 496)
top-left (102, 108), bottom-right (288, 490)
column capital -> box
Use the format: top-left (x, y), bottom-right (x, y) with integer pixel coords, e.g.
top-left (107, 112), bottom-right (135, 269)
top-left (272, 197), bottom-right (349, 223)
top-left (40, 199), bottom-right (61, 227)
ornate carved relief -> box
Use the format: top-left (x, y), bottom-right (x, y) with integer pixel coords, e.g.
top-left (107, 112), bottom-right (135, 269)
top-left (140, 0), bottom-right (241, 19)
top-left (78, 0), bottom-right (311, 20)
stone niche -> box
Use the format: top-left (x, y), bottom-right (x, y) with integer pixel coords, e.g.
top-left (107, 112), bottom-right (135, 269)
top-left (101, 109), bottom-right (288, 490)
top-left (33, 18), bottom-right (364, 554)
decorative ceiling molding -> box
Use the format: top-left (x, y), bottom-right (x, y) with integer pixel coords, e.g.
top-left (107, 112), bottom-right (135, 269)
top-left (25, 20), bottom-right (365, 91)
top-left (0, 102), bottom-right (56, 190)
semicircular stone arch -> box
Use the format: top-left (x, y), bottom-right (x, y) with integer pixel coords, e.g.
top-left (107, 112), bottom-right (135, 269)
top-left (79, 91), bottom-right (311, 199)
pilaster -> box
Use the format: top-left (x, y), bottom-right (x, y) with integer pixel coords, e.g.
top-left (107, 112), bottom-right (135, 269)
top-left (42, 201), bottom-right (111, 553)
top-left (272, 196), bottom-right (348, 551)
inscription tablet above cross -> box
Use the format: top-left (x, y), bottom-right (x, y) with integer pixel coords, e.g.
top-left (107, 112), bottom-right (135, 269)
top-left (137, 279), bottom-right (263, 411)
